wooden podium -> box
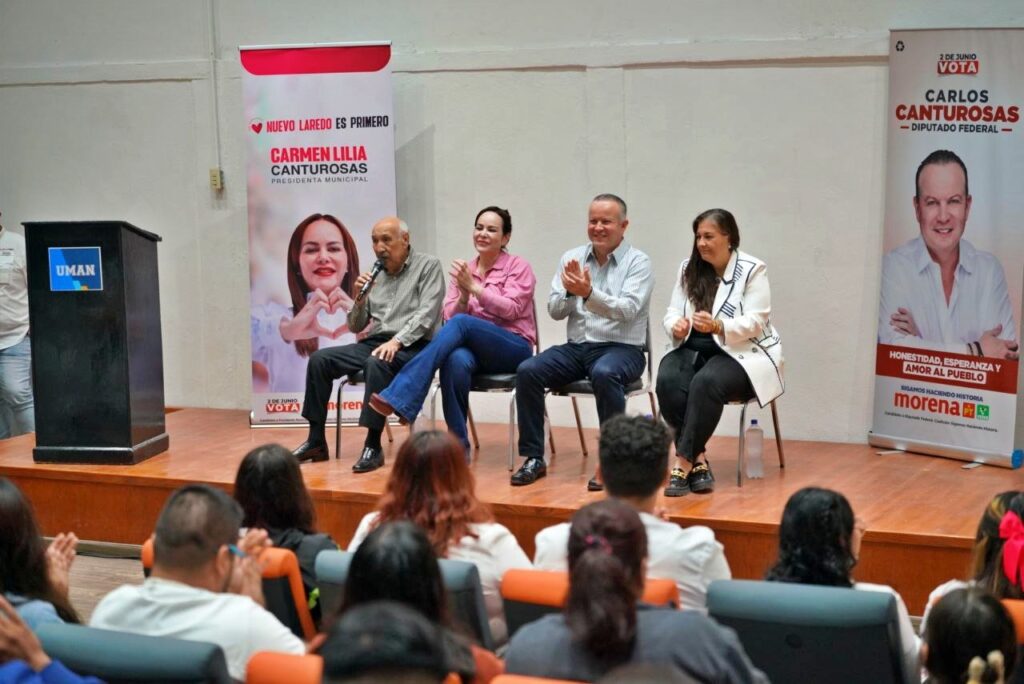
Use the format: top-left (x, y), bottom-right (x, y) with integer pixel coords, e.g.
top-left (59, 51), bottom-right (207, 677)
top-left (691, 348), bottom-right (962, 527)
top-left (23, 221), bottom-right (169, 464)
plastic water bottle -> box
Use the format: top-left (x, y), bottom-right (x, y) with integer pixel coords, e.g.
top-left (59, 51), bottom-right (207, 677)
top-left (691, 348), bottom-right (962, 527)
top-left (745, 419), bottom-right (764, 479)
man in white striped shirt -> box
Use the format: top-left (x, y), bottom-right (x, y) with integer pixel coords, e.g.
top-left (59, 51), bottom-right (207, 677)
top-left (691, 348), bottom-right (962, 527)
top-left (512, 194), bottom-right (654, 489)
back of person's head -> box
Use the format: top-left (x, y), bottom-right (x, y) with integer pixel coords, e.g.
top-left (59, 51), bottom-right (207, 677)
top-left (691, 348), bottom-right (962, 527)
top-left (598, 663), bottom-right (700, 684)
top-left (924, 587), bottom-right (1016, 684)
top-left (972, 491), bottom-right (1024, 600)
top-left (765, 486), bottom-right (856, 587)
top-left (0, 478), bottom-right (79, 623)
top-left (338, 520), bottom-right (447, 625)
top-left (566, 499), bottom-right (648, 666)
top-left (320, 600), bottom-right (450, 683)
top-left (598, 415), bottom-right (671, 499)
top-left (153, 484), bottom-right (243, 571)
top-left (375, 430), bottom-right (490, 556)
top-left (234, 443), bottom-right (316, 534)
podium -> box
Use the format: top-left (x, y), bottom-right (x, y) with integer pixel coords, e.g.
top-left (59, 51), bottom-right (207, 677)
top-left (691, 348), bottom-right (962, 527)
top-left (23, 221), bottom-right (169, 464)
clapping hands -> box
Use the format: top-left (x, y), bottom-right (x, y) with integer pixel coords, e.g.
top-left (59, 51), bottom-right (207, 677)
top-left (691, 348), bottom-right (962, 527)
top-left (561, 259), bottom-right (592, 299)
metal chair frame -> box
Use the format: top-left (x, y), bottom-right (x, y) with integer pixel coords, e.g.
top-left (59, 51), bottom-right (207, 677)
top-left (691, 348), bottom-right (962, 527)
top-left (546, 323), bottom-right (658, 457)
top-left (334, 371), bottom-right (395, 460)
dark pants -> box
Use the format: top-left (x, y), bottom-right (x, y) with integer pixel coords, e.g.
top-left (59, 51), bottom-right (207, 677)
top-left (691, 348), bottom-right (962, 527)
top-left (655, 344), bottom-right (754, 463)
top-left (516, 342), bottom-right (646, 461)
top-left (301, 333), bottom-right (427, 430)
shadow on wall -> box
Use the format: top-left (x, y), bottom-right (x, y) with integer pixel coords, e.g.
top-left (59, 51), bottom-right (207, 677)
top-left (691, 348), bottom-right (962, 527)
top-left (397, 125), bottom-right (436, 257)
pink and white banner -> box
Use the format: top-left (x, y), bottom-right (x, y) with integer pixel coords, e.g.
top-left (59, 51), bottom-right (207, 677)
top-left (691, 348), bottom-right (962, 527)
top-left (241, 42), bottom-right (396, 425)
top-left (870, 29), bottom-right (1024, 467)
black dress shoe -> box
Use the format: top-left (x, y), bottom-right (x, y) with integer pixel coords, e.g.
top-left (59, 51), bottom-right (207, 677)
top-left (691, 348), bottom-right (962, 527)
top-left (688, 462), bottom-right (715, 494)
top-left (664, 467), bottom-right (690, 497)
top-left (587, 475), bottom-right (604, 492)
top-left (510, 457), bottom-right (546, 486)
top-left (352, 446), bottom-right (384, 473)
top-left (292, 440), bottom-right (328, 463)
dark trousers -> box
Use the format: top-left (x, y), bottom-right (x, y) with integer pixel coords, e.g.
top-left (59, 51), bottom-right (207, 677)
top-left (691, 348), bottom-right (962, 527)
top-left (301, 333), bottom-right (427, 430)
top-left (516, 342), bottom-right (645, 461)
top-left (655, 345), bottom-right (754, 463)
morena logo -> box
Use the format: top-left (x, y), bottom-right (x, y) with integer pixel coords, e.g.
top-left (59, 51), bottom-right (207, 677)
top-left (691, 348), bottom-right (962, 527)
top-left (893, 392), bottom-right (988, 420)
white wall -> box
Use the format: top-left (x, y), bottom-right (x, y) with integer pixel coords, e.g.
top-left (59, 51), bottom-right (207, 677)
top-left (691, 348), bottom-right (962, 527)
top-left (2, 1), bottom-right (1021, 441)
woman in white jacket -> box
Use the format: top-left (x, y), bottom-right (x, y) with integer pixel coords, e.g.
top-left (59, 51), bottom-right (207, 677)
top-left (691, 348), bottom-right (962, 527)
top-left (656, 208), bottom-right (783, 495)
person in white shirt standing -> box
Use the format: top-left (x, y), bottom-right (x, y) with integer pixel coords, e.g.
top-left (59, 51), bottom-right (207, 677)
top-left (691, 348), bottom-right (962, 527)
top-left (90, 484), bottom-right (305, 681)
top-left (879, 149), bottom-right (1019, 360)
top-left (533, 414), bottom-right (731, 611)
top-left (0, 211), bottom-right (35, 439)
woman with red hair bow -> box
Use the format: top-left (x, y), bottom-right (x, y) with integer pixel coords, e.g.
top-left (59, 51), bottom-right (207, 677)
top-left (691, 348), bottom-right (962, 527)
top-left (920, 491), bottom-right (1024, 636)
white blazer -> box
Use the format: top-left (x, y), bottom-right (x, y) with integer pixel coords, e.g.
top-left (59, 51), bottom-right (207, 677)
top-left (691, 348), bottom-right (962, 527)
top-left (663, 250), bottom-right (784, 406)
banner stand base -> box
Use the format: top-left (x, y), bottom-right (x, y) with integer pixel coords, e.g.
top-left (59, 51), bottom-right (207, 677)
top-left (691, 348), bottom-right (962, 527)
top-left (868, 432), bottom-right (1018, 469)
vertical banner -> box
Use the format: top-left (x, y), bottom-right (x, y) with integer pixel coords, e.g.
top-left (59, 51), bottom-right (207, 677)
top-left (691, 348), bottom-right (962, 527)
top-left (871, 29), bottom-right (1024, 467)
top-left (241, 42), bottom-right (396, 425)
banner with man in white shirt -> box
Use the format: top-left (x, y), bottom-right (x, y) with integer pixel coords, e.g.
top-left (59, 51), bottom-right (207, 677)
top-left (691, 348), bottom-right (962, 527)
top-left (870, 29), bottom-right (1023, 468)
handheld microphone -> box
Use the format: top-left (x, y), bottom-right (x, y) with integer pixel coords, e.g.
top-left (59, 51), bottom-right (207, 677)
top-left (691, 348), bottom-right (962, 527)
top-left (356, 259), bottom-right (385, 302)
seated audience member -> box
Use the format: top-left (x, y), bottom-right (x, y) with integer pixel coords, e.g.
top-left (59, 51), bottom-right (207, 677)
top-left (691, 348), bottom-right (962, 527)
top-left (533, 414), bottom-right (730, 611)
top-left (598, 663), bottom-right (700, 684)
top-left (505, 499), bottom-right (766, 683)
top-left (320, 601), bottom-right (452, 684)
top-left (923, 587), bottom-right (1017, 684)
top-left (922, 491), bottom-right (1024, 636)
top-left (337, 520), bottom-right (503, 683)
top-left (90, 484), bottom-right (304, 681)
top-left (234, 443), bottom-right (338, 623)
top-left (765, 487), bottom-right (919, 683)
top-left (0, 478), bottom-right (80, 629)
top-left (348, 431), bottom-right (531, 646)
top-left (0, 595), bottom-right (102, 684)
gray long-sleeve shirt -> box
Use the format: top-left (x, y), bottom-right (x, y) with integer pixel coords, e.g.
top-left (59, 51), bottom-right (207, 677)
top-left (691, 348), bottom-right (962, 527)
top-left (347, 248), bottom-right (445, 347)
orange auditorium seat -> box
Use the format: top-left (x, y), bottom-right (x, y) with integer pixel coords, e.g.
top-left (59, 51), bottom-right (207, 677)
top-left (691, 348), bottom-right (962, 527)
top-left (246, 651), bottom-right (322, 684)
top-left (1002, 599), bottom-right (1024, 644)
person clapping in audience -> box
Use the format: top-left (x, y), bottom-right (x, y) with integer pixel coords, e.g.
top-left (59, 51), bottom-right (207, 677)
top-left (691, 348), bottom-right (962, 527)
top-left (922, 587), bottom-right (1017, 684)
top-left (234, 443), bottom-right (338, 625)
top-left (90, 484), bottom-right (304, 681)
top-left (506, 499), bottom-right (766, 683)
top-left (0, 478), bottom-right (79, 629)
top-left (765, 487), bottom-right (920, 683)
top-left (348, 431), bottom-right (530, 647)
top-left (0, 595), bottom-right (101, 684)
top-left (336, 520), bottom-right (503, 683)
top-left (921, 491), bottom-right (1024, 636)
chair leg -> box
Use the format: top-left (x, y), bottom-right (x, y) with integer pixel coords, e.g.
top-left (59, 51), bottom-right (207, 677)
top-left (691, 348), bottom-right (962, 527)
top-left (428, 382), bottom-right (442, 430)
top-left (571, 397), bottom-right (587, 457)
top-left (508, 392), bottom-right (517, 471)
top-left (770, 400), bottom-right (785, 469)
top-left (737, 403), bottom-right (748, 487)
top-left (648, 391), bottom-right (658, 420)
top-left (545, 406), bottom-right (556, 456)
top-left (467, 405), bottom-right (480, 449)
top-left (335, 381), bottom-right (348, 460)
top-left (384, 422), bottom-right (394, 443)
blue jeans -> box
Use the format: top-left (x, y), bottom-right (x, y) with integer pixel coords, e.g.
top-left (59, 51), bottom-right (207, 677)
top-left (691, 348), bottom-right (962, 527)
top-left (515, 341), bottom-right (645, 462)
top-left (380, 314), bottom-right (533, 451)
top-left (0, 335), bottom-right (35, 439)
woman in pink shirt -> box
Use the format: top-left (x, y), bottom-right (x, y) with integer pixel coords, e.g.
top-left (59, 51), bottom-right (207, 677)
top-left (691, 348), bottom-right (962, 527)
top-left (371, 206), bottom-right (536, 456)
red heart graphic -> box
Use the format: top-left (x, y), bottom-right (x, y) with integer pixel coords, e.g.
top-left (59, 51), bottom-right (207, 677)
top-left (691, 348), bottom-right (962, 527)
top-left (251, 121), bottom-right (263, 133)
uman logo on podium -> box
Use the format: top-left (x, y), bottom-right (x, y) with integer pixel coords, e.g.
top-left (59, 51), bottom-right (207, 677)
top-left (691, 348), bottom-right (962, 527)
top-left (48, 246), bottom-right (103, 291)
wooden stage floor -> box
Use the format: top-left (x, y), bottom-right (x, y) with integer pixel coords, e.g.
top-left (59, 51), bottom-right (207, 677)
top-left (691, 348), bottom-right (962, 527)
top-left (0, 407), bottom-right (1019, 615)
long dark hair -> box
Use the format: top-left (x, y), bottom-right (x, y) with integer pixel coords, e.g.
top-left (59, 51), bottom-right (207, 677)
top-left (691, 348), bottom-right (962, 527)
top-left (970, 491), bottom-right (1024, 600)
top-left (286, 213), bottom-right (360, 358)
top-left (233, 443), bottom-right (316, 534)
top-left (766, 487), bottom-right (857, 587)
top-left (0, 478), bottom-right (80, 623)
top-left (924, 587), bottom-right (1016, 684)
top-left (682, 208), bottom-right (740, 313)
top-left (566, 499), bottom-right (647, 666)
top-left (372, 431), bottom-right (491, 557)
top-left (339, 521), bottom-right (448, 627)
